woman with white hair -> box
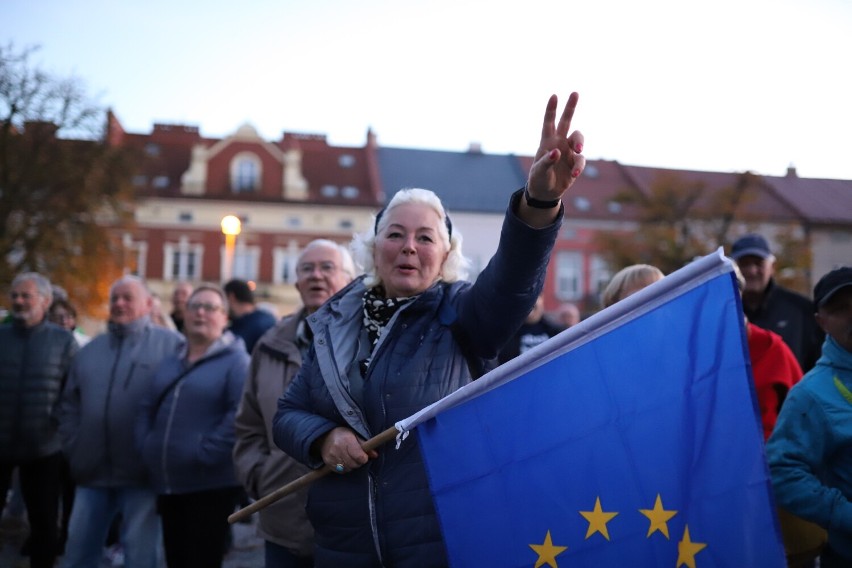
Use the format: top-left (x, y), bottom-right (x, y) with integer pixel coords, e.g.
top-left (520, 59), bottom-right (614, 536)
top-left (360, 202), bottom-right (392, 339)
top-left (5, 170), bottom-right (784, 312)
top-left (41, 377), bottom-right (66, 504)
top-left (273, 92), bottom-right (586, 567)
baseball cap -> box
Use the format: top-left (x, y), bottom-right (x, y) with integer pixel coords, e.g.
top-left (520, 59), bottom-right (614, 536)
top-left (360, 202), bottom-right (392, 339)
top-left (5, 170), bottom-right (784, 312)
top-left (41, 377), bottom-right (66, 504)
top-left (730, 233), bottom-right (772, 260)
top-left (813, 266), bottom-right (852, 310)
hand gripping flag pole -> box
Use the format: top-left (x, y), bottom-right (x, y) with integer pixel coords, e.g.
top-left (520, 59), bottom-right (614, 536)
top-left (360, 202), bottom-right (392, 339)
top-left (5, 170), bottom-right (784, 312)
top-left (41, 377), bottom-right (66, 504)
top-left (228, 426), bottom-right (399, 524)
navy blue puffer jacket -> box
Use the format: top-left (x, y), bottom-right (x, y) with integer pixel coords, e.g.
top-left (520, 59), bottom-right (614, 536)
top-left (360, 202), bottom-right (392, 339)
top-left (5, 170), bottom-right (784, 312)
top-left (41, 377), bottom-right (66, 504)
top-left (274, 191), bottom-right (561, 567)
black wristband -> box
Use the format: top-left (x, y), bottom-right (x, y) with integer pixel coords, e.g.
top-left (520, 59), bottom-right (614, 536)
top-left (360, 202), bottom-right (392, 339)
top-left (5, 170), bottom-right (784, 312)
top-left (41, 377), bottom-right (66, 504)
top-left (523, 186), bottom-right (561, 209)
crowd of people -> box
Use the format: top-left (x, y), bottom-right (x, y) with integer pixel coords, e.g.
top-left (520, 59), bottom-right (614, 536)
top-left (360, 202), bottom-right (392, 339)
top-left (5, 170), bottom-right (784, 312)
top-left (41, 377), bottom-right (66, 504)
top-left (0, 91), bottom-right (849, 568)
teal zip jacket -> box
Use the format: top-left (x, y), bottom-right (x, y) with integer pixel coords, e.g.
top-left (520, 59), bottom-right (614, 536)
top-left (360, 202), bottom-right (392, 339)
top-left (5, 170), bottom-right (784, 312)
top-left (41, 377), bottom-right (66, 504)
top-left (767, 336), bottom-right (852, 560)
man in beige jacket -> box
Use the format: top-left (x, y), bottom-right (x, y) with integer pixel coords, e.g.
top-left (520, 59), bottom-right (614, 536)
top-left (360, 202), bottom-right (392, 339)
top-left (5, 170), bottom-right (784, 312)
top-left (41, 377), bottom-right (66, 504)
top-left (233, 239), bottom-right (355, 566)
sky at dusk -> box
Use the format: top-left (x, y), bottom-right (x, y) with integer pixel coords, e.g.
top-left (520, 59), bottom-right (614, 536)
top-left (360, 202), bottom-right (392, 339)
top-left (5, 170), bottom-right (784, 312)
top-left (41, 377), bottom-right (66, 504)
top-left (6, 0), bottom-right (852, 180)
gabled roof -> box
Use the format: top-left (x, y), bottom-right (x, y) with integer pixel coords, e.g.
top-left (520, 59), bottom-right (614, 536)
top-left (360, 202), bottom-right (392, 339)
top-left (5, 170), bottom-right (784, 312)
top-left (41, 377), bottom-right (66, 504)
top-left (762, 174), bottom-right (852, 225)
top-left (121, 126), bottom-right (213, 197)
top-left (377, 147), bottom-right (526, 212)
top-left (515, 157), bottom-right (654, 222)
top-left (617, 163), bottom-right (805, 222)
top-left (280, 133), bottom-right (378, 207)
top-left (118, 122), bottom-right (382, 207)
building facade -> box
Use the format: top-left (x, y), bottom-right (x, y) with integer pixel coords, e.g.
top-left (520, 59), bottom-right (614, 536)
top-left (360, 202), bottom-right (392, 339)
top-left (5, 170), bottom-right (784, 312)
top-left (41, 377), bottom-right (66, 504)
top-left (108, 113), bottom-right (852, 319)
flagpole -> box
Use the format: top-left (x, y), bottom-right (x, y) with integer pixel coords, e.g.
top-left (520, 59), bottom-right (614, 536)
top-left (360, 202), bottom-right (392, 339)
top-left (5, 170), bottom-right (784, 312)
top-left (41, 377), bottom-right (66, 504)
top-left (228, 426), bottom-right (399, 524)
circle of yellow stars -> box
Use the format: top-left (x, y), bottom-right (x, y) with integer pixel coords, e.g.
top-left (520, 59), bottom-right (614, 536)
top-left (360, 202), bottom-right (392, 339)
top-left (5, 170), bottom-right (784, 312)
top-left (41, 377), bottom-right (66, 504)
top-left (528, 494), bottom-right (707, 568)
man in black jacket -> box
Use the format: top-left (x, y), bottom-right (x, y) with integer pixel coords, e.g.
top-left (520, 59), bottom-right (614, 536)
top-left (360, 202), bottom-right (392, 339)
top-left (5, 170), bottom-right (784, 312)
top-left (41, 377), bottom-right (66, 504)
top-left (731, 233), bottom-right (824, 372)
top-left (0, 272), bottom-right (78, 568)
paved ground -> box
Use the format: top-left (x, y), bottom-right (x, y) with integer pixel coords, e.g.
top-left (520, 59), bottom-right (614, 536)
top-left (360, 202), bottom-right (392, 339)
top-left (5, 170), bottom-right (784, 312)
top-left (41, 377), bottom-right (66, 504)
top-left (0, 513), bottom-right (264, 568)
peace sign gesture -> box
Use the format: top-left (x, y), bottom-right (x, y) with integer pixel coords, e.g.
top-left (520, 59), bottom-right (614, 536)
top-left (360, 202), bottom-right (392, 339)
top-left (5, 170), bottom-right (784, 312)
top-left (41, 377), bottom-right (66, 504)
top-left (522, 93), bottom-right (585, 225)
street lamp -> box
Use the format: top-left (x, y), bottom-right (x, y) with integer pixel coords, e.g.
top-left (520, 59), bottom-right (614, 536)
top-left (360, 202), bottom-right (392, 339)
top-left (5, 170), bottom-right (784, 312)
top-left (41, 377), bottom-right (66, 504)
top-left (221, 215), bottom-right (242, 281)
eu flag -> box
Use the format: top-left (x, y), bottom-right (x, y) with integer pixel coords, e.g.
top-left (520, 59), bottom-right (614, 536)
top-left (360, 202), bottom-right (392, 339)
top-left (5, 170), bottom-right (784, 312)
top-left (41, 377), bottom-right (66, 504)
top-left (396, 251), bottom-right (785, 567)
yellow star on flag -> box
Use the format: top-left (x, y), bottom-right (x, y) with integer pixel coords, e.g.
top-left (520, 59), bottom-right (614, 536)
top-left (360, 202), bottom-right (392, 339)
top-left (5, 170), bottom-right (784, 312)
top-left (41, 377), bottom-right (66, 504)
top-left (676, 525), bottom-right (707, 568)
top-left (579, 496), bottom-right (619, 540)
top-left (529, 530), bottom-right (568, 568)
top-left (639, 493), bottom-right (678, 538)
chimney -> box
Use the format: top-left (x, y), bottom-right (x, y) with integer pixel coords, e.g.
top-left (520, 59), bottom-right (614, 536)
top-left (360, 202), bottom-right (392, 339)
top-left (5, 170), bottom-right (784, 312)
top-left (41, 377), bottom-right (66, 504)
top-left (468, 142), bottom-right (482, 154)
top-left (786, 163), bottom-right (797, 178)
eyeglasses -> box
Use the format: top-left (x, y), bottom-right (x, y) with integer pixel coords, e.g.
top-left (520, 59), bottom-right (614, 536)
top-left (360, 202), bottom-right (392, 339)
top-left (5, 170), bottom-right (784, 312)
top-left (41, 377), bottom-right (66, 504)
top-left (296, 262), bottom-right (339, 277)
top-left (10, 292), bottom-right (37, 300)
top-left (187, 302), bottom-right (224, 314)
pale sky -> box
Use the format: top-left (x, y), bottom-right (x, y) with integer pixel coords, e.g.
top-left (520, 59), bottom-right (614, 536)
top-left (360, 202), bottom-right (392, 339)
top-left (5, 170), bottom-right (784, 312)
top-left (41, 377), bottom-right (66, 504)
top-left (7, 0), bottom-right (852, 180)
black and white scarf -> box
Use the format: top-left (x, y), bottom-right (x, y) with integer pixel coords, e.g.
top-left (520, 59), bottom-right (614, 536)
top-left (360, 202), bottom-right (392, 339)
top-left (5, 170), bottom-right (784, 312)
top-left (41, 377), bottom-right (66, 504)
top-left (360, 286), bottom-right (416, 374)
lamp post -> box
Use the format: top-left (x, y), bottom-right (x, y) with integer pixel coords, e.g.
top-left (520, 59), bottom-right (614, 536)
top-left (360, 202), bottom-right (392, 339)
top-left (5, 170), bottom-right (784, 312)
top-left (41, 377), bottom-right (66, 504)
top-left (221, 215), bottom-right (242, 281)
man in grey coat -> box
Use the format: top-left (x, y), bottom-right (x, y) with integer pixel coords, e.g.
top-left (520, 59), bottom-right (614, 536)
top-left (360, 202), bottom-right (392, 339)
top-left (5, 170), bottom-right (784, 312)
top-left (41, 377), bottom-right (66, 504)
top-left (234, 239), bottom-right (354, 566)
top-left (0, 272), bottom-right (78, 568)
top-left (58, 275), bottom-right (184, 568)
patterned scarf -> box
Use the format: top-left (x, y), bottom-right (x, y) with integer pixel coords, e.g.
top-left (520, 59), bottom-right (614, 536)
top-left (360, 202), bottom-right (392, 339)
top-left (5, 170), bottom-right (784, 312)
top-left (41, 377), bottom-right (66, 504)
top-left (360, 286), bottom-right (416, 374)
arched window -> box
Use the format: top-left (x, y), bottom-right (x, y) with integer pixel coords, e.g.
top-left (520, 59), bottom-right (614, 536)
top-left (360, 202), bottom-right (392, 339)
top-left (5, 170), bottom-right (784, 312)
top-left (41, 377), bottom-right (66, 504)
top-left (230, 152), bottom-right (261, 193)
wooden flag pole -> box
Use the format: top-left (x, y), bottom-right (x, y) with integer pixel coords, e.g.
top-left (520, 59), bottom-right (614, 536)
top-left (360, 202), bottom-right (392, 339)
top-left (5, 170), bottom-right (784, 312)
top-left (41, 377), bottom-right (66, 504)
top-left (228, 425), bottom-right (400, 524)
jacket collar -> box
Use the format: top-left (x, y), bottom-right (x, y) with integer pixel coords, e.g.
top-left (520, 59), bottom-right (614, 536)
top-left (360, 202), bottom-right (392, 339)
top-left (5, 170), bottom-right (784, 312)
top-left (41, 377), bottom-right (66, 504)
top-left (818, 336), bottom-right (852, 373)
top-left (108, 315), bottom-right (151, 338)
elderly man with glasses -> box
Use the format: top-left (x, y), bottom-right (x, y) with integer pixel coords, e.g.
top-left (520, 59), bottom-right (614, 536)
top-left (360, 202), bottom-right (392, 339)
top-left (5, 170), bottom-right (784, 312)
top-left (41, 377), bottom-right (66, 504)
top-left (234, 239), bottom-right (355, 567)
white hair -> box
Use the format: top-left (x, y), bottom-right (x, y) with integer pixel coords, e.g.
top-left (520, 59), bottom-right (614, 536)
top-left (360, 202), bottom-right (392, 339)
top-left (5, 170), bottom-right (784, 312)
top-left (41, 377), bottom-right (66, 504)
top-left (351, 188), bottom-right (470, 289)
top-left (299, 239), bottom-right (357, 279)
top-left (12, 272), bottom-right (53, 304)
top-left (109, 275), bottom-right (151, 298)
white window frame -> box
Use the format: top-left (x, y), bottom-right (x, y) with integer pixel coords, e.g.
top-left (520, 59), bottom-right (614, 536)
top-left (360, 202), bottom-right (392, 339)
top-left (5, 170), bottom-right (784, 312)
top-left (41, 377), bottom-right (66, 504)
top-left (122, 234), bottom-right (148, 278)
top-left (221, 243), bottom-right (261, 282)
top-left (555, 251), bottom-right (583, 301)
top-left (590, 254), bottom-right (611, 300)
top-left (272, 241), bottom-right (301, 285)
top-left (230, 152), bottom-right (262, 193)
top-left (164, 237), bottom-right (204, 281)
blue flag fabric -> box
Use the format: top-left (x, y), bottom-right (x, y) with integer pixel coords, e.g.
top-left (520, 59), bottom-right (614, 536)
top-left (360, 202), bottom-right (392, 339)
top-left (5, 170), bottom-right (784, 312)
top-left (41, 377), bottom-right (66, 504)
top-left (398, 251), bottom-right (785, 568)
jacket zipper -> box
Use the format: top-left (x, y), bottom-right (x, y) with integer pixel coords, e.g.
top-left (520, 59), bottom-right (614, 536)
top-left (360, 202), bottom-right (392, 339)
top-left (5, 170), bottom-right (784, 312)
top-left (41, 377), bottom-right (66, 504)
top-left (104, 336), bottom-right (124, 475)
top-left (368, 472), bottom-right (385, 566)
top-left (159, 379), bottom-right (184, 493)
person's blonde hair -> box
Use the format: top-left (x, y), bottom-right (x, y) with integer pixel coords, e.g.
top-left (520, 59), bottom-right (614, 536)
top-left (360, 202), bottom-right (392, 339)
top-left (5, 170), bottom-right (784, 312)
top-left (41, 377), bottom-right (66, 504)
top-left (601, 264), bottom-right (665, 308)
top-left (350, 188), bottom-right (470, 290)
top-left (188, 283), bottom-right (228, 309)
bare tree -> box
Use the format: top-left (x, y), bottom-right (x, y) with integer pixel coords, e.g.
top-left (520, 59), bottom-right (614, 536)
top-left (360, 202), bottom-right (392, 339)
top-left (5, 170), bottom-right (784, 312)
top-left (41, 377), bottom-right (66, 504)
top-left (594, 172), bottom-right (764, 275)
top-left (0, 43), bottom-right (136, 318)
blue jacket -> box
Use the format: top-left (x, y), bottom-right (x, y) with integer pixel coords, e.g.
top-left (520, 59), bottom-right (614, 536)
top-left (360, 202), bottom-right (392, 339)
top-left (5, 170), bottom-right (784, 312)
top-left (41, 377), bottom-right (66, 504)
top-left (229, 309), bottom-right (277, 354)
top-left (59, 316), bottom-right (184, 486)
top-left (767, 336), bottom-right (852, 560)
top-left (273, 191), bottom-right (561, 567)
top-left (138, 331), bottom-right (249, 494)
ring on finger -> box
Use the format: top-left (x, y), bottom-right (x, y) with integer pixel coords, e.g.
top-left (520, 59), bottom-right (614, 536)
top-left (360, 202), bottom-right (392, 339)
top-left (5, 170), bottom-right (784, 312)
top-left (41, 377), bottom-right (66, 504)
top-left (334, 463), bottom-right (345, 473)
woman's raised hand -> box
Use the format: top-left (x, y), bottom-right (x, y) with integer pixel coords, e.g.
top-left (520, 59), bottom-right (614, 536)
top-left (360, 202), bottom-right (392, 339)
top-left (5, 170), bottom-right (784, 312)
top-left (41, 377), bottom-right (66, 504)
top-left (527, 92), bottom-right (586, 203)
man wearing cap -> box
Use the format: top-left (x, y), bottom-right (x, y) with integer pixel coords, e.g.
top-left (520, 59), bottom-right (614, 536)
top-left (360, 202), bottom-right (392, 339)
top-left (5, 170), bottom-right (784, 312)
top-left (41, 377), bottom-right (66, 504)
top-left (730, 233), bottom-right (823, 371)
top-left (767, 266), bottom-right (852, 567)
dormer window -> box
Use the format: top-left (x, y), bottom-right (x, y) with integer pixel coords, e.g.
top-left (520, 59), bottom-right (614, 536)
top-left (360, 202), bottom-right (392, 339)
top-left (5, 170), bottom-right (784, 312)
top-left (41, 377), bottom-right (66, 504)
top-left (231, 152), bottom-right (261, 193)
